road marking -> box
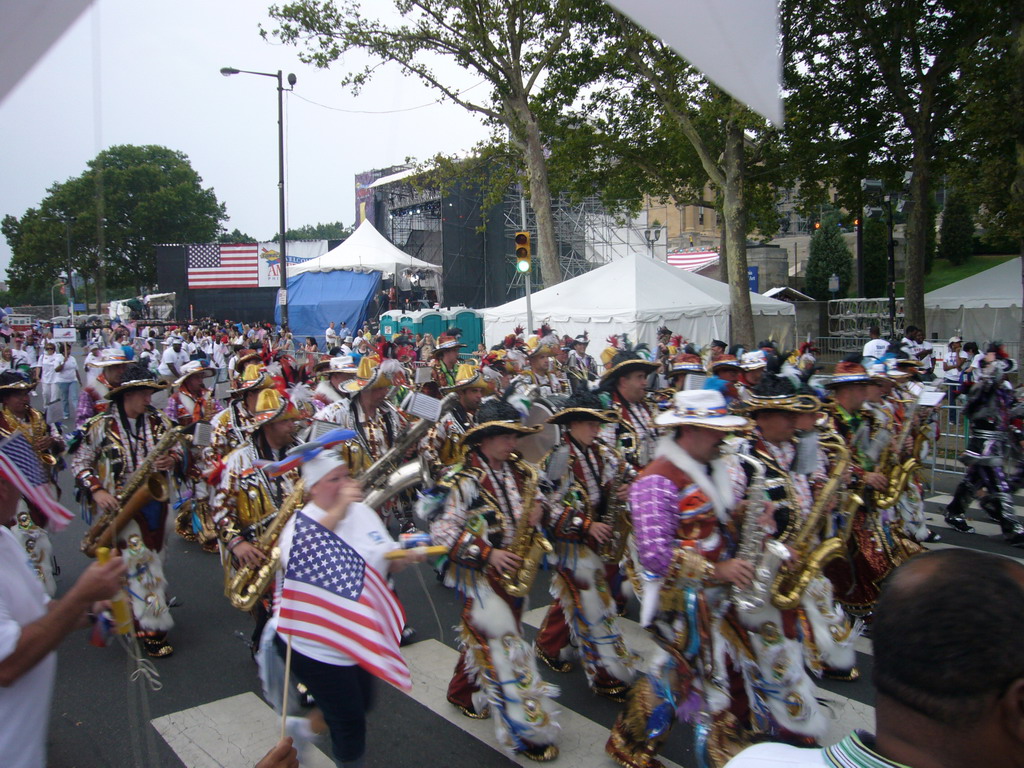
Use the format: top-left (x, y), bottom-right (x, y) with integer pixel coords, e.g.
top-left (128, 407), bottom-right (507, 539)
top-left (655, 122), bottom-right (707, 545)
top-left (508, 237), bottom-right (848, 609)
top-left (520, 607), bottom-right (873, 746)
top-left (151, 692), bottom-right (335, 768)
top-left (403, 639), bottom-right (680, 768)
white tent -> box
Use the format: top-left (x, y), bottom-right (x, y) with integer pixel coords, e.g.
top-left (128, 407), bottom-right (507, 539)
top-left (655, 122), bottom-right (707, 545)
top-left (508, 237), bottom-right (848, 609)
top-left (290, 220), bottom-right (442, 295)
top-left (482, 253), bottom-right (795, 349)
top-left (924, 257), bottom-right (1022, 343)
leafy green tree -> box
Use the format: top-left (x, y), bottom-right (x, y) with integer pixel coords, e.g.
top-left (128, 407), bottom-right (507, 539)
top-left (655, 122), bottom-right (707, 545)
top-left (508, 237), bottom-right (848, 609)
top-left (938, 192), bottom-right (975, 266)
top-left (280, 222), bottom-right (353, 241)
top-left (3, 145), bottom-right (226, 302)
top-left (218, 228), bottom-right (257, 243)
top-left (862, 218), bottom-right (888, 298)
top-left (805, 218), bottom-right (853, 300)
top-left (265, 0), bottom-right (587, 289)
top-left (782, 0), bottom-right (1004, 326)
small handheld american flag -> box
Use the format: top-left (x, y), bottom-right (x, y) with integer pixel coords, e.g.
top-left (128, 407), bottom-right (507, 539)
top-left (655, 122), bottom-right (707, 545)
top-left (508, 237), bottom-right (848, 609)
top-left (277, 512), bottom-right (411, 691)
top-left (0, 433), bottom-right (74, 530)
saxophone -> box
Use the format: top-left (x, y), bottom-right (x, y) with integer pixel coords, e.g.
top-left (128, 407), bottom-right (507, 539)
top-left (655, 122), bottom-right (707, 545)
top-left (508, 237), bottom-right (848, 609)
top-left (730, 452), bottom-right (782, 612)
top-left (2, 407), bottom-right (57, 465)
top-left (873, 405), bottom-right (926, 510)
top-left (225, 479), bottom-right (306, 611)
top-left (598, 451), bottom-right (632, 564)
top-left (770, 429), bottom-right (853, 611)
top-left (497, 455), bottom-right (554, 598)
top-left (80, 424), bottom-right (182, 557)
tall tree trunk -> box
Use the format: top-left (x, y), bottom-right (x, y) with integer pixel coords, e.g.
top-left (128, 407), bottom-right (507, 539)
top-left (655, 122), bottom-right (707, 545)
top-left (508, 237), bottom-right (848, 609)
top-left (510, 97), bottom-right (561, 289)
top-left (718, 198), bottom-right (729, 285)
top-left (722, 122), bottom-right (755, 347)
top-left (904, 138), bottom-right (932, 328)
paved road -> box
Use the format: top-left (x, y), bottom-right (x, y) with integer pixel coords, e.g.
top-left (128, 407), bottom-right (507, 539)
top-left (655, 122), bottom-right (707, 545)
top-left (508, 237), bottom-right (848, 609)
top-left (33, 387), bottom-right (1021, 768)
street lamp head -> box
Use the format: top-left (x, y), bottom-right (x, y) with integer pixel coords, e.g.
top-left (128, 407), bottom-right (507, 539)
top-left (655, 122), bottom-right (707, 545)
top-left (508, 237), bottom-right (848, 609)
top-left (220, 67), bottom-right (240, 77)
top-left (287, 73), bottom-right (297, 87)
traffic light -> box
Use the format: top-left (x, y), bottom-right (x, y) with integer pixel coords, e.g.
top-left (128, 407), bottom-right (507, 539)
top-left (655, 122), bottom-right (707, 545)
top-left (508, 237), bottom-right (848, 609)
top-left (514, 231), bottom-right (531, 273)
top-left (814, 221), bottom-right (821, 230)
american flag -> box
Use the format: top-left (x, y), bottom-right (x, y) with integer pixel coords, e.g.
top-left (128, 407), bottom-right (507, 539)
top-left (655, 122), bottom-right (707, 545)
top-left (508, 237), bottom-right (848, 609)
top-left (277, 512), bottom-right (411, 691)
top-left (0, 433), bottom-right (74, 530)
top-left (187, 244), bottom-right (259, 289)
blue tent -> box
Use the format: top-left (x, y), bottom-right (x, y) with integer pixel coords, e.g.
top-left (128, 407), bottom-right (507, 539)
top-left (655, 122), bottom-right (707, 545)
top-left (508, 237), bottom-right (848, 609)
top-left (276, 270), bottom-right (380, 347)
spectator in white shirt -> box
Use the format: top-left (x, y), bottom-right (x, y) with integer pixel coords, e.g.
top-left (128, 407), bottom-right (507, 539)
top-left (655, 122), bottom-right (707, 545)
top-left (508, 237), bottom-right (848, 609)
top-left (941, 336), bottom-right (969, 386)
top-left (34, 342), bottom-right (64, 408)
top-left (861, 325), bottom-right (890, 362)
top-left (325, 322), bottom-right (338, 349)
top-left (157, 337), bottom-right (190, 382)
top-left (53, 343), bottom-right (79, 421)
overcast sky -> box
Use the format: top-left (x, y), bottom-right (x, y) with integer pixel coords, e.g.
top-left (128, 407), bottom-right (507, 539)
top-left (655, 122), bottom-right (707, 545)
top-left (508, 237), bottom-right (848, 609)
top-left (0, 0), bottom-right (490, 279)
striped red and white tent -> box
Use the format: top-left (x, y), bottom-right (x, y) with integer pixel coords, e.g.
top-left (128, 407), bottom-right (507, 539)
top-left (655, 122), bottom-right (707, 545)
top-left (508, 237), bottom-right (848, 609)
top-left (666, 250), bottom-right (719, 272)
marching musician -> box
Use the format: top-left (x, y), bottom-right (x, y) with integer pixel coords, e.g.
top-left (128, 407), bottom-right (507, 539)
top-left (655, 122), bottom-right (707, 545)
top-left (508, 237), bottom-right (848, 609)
top-left (208, 363), bottom-right (273, 469)
top-left (606, 389), bottom-right (761, 768)
top-left (737, 350), bottom-right (767, 397)
top-left (535, 391), bottom-right (635, 701)
top-left (429, 334), bottom-right (465, 394)
top-left (421, 362), bottom-right (485, 480)
top-left (516, 343), bottom-right (567, 397)
top-left (703, 355), bottom-right (743, 404)
top-left (428, 398), bottom-right (560, 762)
top-left (0, 371), bottom-right (65, 595)
top-left (821, 360), bottom-right (922, 621)
top-left (565, 334), bottom-right (598, 392)
top-left (944, 346), bottom-right (1024, 547)
top-left (317, 358), bottom-right (410, 526)
top-left (729, 368), bottom-right (860, 691)
top-left (72, 363), bottom-right (182, 657)
top-left (598, 348), bottom-right (660, 470)
top-left (75, 348), bottom-right (128, 427)
top-left (165, 359), bottom-right (222, 547)
top-left (666, 352), bottom-right (705, 393)
top-left (311, 355), bottom-right (357, 409)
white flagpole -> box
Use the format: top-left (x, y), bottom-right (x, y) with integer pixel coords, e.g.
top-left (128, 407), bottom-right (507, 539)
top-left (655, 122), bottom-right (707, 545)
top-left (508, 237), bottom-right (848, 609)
top-left (281, 634), bottom-right (294, 742)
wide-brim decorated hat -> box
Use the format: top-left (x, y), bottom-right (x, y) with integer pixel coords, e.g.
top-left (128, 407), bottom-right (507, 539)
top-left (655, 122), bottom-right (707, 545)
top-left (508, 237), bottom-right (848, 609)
top-left (740, 350), bottom-right (767, 371)
top-left (669, 353), bottom-right (705, 376)
top-left (342, 357), bottom-right (403, 394)
top-left (105, 363), bottom-right (168, 399)
top-left (442, 362), bottom-right (486, 393)
top-left (317, 355), bottom-right (358, 377)
top-left (229, 363), bottom-right (273, 396)
top-left (0, 371), bottom-right (34, 392)
top-left (432, 334), bottom-right (465, 357)
top-left (825, 360), bottom-right (874, 388)
top-left (866, 361), bottom-right (901, 383)
top-left (546, 391), bottom-right (619, 426)
top-left (234, 351), bottom-right (262, 371)
top-left (91, 349), bottom-right (130, 368)
top-left (173, 359), bottom-right (216, 388)
top-left (253, 387), bottom-right (304, 425)
top-left (710, 355), bottom-right (743, 372)
top-left (460, 400), bottom-right (542, 445)
top-left (600, 350), bottom-right (660, 383)
top-left (732, 373), bottom-right (819, 414)
top-left (655, 389), bottom-right (750, 430)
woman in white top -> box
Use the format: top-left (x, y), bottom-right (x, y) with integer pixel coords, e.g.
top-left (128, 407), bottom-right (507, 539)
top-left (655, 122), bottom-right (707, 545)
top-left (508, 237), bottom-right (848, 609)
top-left (261, 439), bottom-right (424, 768)
top-left (34, 342), bottom-right (63, 408)
top-left (53, 343), bottom-right (79, 422)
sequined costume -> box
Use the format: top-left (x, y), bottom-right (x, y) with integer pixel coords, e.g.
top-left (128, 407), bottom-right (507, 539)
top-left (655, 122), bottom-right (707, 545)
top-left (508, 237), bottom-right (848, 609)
top-left (535, 436), bottom-right (636, 699)
top-left (822, 402), bottom-right (922, 618)
top-left (429, 449), bottom-right (560, 760)
top-left (72, 406), bottom-right (182, 644)
top-left (945, 357), bottom-right (1024, 546)
top-left (165, 385), bottom-right (223, 545)
top-left (421, 402), bottom-right (476, 481)
top-left (731, 429), bottom-right (860, 686)
top-left (0, 407), bottom-right (65, 595)
top-left (75, 374), bottom-right (112, 427)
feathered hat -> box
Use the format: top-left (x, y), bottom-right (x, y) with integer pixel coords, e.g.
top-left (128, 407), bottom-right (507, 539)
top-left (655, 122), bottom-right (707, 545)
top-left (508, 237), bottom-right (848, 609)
top-left (546, 390), bottom-right (619, 426)
top-left (600, 337), bottom-right (658, 384)
top-left (342, 357), bottom-right (404, 394)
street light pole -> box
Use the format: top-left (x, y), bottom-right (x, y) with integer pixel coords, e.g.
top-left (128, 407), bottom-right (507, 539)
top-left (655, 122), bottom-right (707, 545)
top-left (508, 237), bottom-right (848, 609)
top-left (221, 66), bottom-right (296, 329)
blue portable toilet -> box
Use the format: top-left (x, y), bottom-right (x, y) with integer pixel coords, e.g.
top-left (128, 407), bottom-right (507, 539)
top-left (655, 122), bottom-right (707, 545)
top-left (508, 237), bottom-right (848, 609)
top-left (396, 311), bottom-right (421, 338)
top-left (451, 307), bottom-right (483, 355)
top-left (420, 310), bottom-right (446, 341)
top-left (379, 311), bottom-right (402, 338)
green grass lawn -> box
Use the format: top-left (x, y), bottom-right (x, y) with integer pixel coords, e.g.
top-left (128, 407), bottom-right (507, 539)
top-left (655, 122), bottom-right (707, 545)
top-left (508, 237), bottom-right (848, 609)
top-left (893, 252), bottom-right (1018, 296)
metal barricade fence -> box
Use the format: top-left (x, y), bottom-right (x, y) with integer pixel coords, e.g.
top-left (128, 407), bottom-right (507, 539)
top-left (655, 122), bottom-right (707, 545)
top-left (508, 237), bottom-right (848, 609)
top-left (927, 384), bottom-right (970, 493)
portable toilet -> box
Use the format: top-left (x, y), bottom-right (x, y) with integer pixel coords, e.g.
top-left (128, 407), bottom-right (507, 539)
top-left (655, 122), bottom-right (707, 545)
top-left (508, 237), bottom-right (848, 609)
top-left (397, 310), bottom-right (422, 338)
top-left (379, 311), bottom-right (403, 338)
top-left (451, 307), bottom-right (484, 354)
top-left (420, 309), bottom-right (446, 341)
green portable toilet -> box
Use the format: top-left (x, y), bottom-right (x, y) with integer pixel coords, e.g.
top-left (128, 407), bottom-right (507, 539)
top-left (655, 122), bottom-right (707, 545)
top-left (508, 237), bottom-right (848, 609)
top-left (396, 311), bottom-right (421, 338)
top-left (420, 310), bottom-right (445, 341)
top-left (452, 307), bottom-right (483, 355)
top-left (379, 311), bottom-right (402, 338)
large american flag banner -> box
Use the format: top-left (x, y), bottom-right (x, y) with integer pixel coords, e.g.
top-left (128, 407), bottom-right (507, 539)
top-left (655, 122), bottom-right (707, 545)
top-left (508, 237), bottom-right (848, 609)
top-left (0, 433), bottom-right (74, 530)
top-left (277, 512), bottom-right (411, 691)
top-left (187, 244), bottom-right (259, 289)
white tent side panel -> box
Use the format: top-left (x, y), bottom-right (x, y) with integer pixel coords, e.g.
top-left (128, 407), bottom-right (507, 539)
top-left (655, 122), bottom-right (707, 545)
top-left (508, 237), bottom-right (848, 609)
top-left (481, 253), bottom-right (793, 349)
top-left (924, 257), bottom-right (1023, 344)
